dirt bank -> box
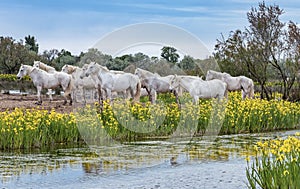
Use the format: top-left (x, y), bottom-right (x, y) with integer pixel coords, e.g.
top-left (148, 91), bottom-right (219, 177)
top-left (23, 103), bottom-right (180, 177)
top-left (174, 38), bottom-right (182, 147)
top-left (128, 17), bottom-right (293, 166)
top-left (0, 93), bottom-right (74, 113)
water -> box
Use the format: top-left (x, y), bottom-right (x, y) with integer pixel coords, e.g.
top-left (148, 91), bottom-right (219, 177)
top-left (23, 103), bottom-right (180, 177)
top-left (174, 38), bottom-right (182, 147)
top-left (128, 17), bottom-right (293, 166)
top-left (1, 130), bottom-right (299, 189)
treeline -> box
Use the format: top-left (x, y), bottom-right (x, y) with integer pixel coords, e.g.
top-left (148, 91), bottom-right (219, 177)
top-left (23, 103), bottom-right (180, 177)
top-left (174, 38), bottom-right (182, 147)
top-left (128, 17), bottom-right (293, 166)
top-left (0, 36), bottom-right (214, 77)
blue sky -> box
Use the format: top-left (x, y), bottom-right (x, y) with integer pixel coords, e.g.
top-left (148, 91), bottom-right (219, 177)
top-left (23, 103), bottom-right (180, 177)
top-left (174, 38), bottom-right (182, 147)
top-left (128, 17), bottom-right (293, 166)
top-left (1, 0), bottom-right (299, 57)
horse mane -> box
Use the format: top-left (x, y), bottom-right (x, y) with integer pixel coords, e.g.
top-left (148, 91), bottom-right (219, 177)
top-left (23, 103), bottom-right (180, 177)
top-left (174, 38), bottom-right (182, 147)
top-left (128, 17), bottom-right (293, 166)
top-left (154, 73), bottom-right (161, 77)
top-left (35, 61), bottom-right (56, 72)
top-left (24, 65), bottom-right (44, 75)
top-left (65, 65), bottom-right (79, 73)
top-left (98, 64), bottom-right (110, 72)
top-left (222, 72), bottom-right (231, 77)
top-left (208, 70), bottom-right (221, 75)
top-left (137, 68), bottom-right (155, 77)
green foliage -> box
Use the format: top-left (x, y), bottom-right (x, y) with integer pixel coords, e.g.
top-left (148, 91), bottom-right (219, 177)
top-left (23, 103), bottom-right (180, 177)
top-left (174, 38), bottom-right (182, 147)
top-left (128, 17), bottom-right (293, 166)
top-left (78, 48), bottom-right (113, 67)
top-left (54, 49), bottom-right (78, 70)
top-left (0, 74), bottom-right (30, 81)
top-left (179, 55), bottom-right (195, 70)
top-left (0, 37), bottom-right (37, 74)
top-left (25, 35), bottom-right (39, 53)
top-left (111, 58), bottom-right (129, 70)
top-left (161, 46), bottom-right (180, 63)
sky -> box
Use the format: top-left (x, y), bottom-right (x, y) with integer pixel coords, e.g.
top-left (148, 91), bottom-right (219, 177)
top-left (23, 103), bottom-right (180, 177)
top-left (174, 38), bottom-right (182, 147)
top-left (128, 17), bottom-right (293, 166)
top-left (1, 0), bottom-right (300, 58)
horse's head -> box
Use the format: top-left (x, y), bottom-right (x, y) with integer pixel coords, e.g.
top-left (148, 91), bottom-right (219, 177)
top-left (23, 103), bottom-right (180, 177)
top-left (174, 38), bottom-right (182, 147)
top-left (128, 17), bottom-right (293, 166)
top-left (81, 62), bottom-right (96, 78)
top-left (33, 61), bottom-right (40, 69)
top-left (17, 64), bottom-right (30, 80)
top-left (79, 64), bottom-right (87, 79)
top-left (169, 75), bottom-right (180, 90)
top-left (134, 68), bottom-right (140, 76)
top-left (61, 65), bottom-right (69, 73)
top-left (205, 70), bottom-right (213, 81)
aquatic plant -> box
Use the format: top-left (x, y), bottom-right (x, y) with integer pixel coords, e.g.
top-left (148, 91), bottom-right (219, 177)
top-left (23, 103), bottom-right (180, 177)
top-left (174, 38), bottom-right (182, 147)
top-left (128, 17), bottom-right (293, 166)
top-left (246, 133), bottom-right (300, 189)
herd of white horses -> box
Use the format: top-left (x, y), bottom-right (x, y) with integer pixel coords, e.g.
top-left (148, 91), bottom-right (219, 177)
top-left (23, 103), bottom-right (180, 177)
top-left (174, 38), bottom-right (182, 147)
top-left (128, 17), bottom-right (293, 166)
top-left (16, 61), bottom-right (255, 106)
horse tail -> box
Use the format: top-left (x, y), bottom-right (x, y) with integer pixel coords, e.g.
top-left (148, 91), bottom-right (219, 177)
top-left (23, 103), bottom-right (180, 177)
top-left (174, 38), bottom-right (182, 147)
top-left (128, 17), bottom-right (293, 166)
top-left (66, 75), bottom-right (74, 93)
top-left (133, 80), bottom-right (141, 102)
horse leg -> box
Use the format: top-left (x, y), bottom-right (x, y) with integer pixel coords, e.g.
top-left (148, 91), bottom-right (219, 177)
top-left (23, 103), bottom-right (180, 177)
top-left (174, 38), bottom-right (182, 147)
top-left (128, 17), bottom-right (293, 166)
top-left (145, 87), bottom-right (152, 102)
top-left (97, 86), bottom-right (103, 109)
top-left (68, 93), bottom-right (72, 105)
top-left (62, 94), bottom-right (68, 105)
top-left (241, 90), bottom-right (246, 100)
top-left (193, 96), bottom-right (199, 105)
top-left (173, 89), bottom-right (179, 104)
top-left (106, 89), bottom-right (112, 103)
top-left (36, 86), bottom-right (42, 105)
top-left (129, 88), bottom-right (135, 101)
top-left (150, 90), bottom-right (157, 104)
top-left (149, 89), bottom-right (155, 104)
top-left (62, 78), bottom-right (73, 105)
top-left (47, 89), bottom-right (53, 101)
top-left (81, 86), bottom-right (86, 104)
top-left (62, 88), bottom-right (72, 106)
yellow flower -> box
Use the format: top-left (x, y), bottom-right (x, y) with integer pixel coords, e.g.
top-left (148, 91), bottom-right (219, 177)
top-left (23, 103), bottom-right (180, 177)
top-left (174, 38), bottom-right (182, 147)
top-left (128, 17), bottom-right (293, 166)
top-left (283, 170), bottom-right (289, 176)
top-left (245, 156), bottom-right (250, 162)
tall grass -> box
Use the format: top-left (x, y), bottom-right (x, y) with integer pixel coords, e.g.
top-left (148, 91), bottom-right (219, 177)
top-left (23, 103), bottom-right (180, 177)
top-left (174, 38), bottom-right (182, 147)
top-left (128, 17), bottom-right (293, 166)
top-left (246, 133), bottom-right (300, 189)
top-left (0, 108), bottom-right (80, 149)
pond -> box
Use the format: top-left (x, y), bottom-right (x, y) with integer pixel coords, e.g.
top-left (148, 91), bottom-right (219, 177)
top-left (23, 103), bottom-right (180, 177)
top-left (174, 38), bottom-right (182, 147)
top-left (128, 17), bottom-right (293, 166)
top-left (1, 129), bottom-right (299, 189)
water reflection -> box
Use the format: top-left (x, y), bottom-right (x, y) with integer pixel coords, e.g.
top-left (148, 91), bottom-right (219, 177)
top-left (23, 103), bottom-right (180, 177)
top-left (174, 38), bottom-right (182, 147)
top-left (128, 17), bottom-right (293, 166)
top-left (1, 129), bottom-right (299, 186)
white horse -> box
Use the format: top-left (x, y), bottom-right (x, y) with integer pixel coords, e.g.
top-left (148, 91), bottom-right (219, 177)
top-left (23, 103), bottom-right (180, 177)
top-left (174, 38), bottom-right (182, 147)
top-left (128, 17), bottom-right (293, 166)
top-left (33, 61), bottom-right (57, 101)
top-left (141, 75), bottom-right (181, 104)
top-left (206, 70), bottom-right (254, 99)
top-left (169, 75), bottom-right (227, 104)
top-left (62, 64), bottom-right (98, 103)
top-left (82, 62), bottom-right (141, 102)
top-left (134, 68), bottom-right (180, 104)
top-left (78, 64), bottom-right (131, 102)
top-left (17, 65), bottom-right (73, 105)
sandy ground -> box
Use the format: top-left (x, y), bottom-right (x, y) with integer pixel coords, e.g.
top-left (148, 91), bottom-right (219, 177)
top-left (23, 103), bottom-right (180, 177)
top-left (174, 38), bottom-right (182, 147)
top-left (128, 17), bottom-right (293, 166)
top-left (0, 93), bottom-right (74, 113)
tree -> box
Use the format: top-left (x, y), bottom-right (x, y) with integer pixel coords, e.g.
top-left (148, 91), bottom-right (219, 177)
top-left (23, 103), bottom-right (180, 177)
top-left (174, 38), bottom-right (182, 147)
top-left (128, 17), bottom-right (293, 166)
top-left (54, 49), bottom-right (78, 70)
top-left (286, 21), bottom-right (300, 100)
top-left (107, 57), bottom-right (129, 71)
top-left (0, 37), bottom-right (36, 74)
top-left (161, 46), bottom-right (180, 64)
top-left (25, 35), bottom-right (39, 53)
top-left (179, 55), bottom-right (195, 70)
top-left (215, 2), bottom-right (299, 100)
top-left (78, 48), bottom-right (112, 67)
top-left (41, 49), bottom-right (59, 63)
